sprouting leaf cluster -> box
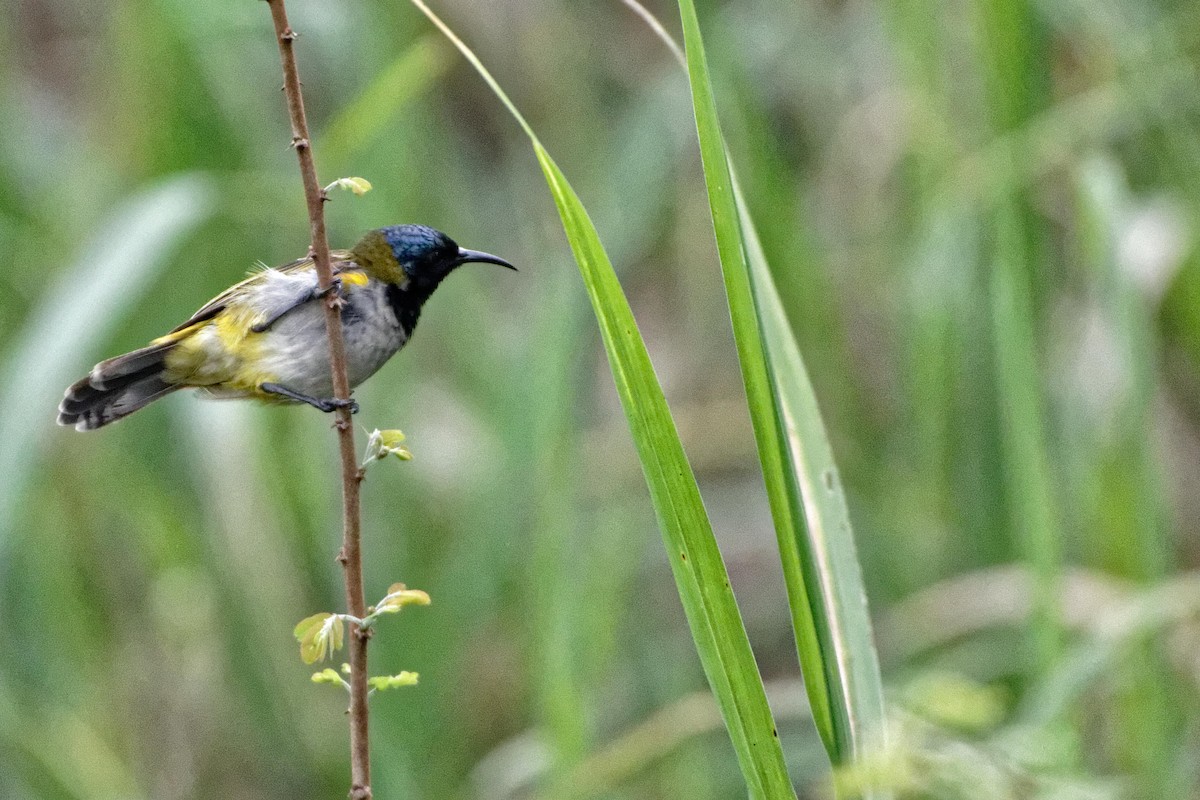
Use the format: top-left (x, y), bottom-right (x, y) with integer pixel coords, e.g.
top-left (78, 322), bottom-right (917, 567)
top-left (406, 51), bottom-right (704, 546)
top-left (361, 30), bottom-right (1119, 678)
top-left (360, 428), bottom-right (413, 469)
top-left (295, 583), bottom-right (431, 693)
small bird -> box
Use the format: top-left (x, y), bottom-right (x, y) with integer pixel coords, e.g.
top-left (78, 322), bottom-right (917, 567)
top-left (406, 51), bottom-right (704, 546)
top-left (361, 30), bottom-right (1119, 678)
top-left (58, 224), bottom-right (514, 431)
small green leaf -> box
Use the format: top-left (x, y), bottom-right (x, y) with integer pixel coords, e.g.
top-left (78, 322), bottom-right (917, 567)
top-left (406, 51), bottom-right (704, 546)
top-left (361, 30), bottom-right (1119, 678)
top-left (311, 668), bottom-right (344, 685)
top-left (294, 613), bottom-right (327, 643)
top-left (324, 176), bottom-right (373, 196)
top-left (374, 583), bottom-right (431, 614)
top-left (377, 429), bottom-right (406, 448)
top-left (294, 612), bottom-right (345, 664)
top-left (368, 672), bottom-right (419, 691)
top-left (361, 429), bottom-right (413, 468)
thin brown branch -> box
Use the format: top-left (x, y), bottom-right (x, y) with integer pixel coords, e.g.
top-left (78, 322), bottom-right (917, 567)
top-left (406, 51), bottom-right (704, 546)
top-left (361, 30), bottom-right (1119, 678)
top-left (263, 2), bottom-right (372, 798)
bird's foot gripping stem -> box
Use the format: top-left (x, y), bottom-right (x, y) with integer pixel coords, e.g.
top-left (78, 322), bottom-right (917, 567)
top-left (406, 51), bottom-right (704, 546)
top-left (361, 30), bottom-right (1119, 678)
top-left (260, 382), bottom-right (359, 414)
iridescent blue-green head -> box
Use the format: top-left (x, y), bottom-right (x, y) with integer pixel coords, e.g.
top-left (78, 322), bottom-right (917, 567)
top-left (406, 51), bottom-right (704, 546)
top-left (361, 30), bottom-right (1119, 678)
top-left (351, 224), bottom-right (515, 289)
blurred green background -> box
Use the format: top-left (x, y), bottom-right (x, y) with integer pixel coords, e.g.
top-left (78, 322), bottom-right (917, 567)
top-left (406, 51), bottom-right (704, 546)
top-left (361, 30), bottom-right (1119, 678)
top-left (2, 0), bottom-right (1200, 797)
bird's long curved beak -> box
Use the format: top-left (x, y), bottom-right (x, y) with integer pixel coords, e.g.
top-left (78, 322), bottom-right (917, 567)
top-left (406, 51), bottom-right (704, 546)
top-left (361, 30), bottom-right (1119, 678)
top-left (456, 247), bottom-right (517, 271)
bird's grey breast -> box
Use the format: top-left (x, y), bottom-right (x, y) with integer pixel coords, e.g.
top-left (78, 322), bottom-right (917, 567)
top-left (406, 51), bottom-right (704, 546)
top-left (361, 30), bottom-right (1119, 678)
top-left (255, 273), bottom-right (407, 396)
top-left (341, 280), bottom-right (409, 386)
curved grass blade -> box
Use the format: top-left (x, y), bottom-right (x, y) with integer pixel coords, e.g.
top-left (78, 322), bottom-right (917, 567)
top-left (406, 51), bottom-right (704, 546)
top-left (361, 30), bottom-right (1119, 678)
top-left (673, 0), bottom-right (890, 779)
top-left (736, 176), bottom-right (889, 773)
top-left (408, 2), bottom-right (795, 797)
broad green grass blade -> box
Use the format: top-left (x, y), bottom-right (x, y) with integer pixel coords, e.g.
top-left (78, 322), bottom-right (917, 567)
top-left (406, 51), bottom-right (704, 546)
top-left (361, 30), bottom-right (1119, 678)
top-left (408, 3), bottom-right (795, 797)
top-left (737, 180), bottom-right (890, 771)
top-left (675, 0), bottom-right (890, 776)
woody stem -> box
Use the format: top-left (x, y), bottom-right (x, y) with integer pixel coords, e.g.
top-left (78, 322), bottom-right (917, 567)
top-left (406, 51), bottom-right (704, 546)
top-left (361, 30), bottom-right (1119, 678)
top-left (264, 2), bottom-right (372, 798)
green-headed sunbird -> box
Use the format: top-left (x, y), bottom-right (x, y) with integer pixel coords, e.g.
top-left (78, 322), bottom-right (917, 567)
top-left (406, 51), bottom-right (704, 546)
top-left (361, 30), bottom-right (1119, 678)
top-left (57, 224), bottom-right (514, 431)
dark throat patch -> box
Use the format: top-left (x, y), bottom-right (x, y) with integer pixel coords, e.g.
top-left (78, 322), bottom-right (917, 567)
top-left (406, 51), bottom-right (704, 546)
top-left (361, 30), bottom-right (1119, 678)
top-left (385, 282), bottom-right (426, 338)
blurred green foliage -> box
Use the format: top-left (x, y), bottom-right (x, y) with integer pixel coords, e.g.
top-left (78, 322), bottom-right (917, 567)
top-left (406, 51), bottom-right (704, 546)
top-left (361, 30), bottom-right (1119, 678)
top-left (1, 0), bottom-right (1199, 798)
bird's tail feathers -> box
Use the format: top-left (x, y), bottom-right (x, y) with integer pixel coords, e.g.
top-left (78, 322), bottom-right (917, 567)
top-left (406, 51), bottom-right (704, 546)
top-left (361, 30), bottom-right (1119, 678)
top-left (58, 342), bottom-right (181, 431)
top-left (86, 341), bottom-right (176, 389)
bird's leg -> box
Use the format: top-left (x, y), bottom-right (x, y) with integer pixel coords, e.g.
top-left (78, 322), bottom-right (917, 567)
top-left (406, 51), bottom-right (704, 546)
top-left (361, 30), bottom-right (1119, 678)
top-left (251, 276), bottom-right (343, 334)
top-left (260, 382), bottom-right (359, 414)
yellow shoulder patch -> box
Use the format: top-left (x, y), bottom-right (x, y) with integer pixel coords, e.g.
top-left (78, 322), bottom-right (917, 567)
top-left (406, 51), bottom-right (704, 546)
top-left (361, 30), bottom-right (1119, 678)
top-left (338, 270), bottom-right (370, 288)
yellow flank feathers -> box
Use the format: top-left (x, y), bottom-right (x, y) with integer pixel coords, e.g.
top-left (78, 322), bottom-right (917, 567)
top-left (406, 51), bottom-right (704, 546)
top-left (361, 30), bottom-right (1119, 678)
top-left (161, 311), bottom-right (272, 392)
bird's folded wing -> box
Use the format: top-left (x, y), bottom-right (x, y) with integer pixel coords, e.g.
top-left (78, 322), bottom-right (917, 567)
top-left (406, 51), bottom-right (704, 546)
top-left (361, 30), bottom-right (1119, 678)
top-left (157, 251), bottom-right (360, 340)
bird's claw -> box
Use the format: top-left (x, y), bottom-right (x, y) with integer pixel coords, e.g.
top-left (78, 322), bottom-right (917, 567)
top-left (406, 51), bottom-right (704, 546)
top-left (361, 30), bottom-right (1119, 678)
top-left (321, 277), bottom-right (346, 310)
top-left (316, 276), bottom-right (343, 299)
top-left (320, 397), bottom-right (359, 415)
